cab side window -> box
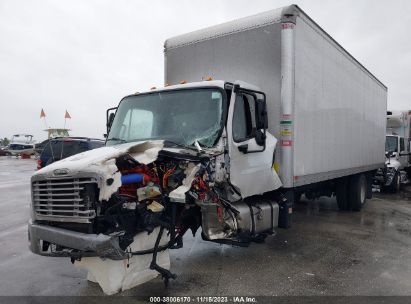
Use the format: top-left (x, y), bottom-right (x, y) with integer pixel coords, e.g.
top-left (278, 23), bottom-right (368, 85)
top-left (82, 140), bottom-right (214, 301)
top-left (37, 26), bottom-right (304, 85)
top-left (400, 137), bottom-right (405, 152)
top-left (232, 93), bottom-right (256, 142)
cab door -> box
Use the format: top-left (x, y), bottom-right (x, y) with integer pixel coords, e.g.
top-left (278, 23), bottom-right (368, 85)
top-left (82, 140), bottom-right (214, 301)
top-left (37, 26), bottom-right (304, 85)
top-left (226, 83), bottom-right (282, 198)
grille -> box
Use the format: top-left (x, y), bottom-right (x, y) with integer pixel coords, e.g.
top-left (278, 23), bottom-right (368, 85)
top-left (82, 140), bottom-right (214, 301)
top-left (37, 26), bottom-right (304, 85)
top-left (32, 177), bottom-right (97, 223)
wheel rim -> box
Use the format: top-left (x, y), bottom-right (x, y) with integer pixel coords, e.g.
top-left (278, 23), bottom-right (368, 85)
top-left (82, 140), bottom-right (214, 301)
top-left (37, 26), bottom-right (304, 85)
top-left (396, 174), bottom-right (400, 191)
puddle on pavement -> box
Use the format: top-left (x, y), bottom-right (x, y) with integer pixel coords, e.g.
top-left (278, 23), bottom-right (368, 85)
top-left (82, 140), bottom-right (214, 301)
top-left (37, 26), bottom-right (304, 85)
top-left (296, 192), bottom-right (411, 238)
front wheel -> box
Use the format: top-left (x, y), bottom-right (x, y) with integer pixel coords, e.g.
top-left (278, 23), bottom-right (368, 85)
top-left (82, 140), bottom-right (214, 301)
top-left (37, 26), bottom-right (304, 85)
top-left (349, 174), bottom-right (367, 212)
top-left (388, 171), bottom-right (401, 193)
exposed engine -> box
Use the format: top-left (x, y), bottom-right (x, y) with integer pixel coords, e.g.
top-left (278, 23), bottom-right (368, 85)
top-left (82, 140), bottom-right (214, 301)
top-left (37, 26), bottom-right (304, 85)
top-left (96, 151), bottom-right (280, 251)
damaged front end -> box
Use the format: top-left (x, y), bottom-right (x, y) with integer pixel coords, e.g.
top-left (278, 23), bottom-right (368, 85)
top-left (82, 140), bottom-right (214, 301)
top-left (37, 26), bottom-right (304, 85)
top-left (29, 140), bottom-right (281, 284)
top-left (29, 141), bottom-right (205, 280)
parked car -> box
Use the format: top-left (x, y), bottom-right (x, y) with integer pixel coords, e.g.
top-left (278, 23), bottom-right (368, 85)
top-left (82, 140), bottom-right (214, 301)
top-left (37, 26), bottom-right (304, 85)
top-left (0, 147), bottom-right (11, 156)
top-left (37, 137), bottom-right (104, 169)
top-left (34, 139), bottom-right (51, 155)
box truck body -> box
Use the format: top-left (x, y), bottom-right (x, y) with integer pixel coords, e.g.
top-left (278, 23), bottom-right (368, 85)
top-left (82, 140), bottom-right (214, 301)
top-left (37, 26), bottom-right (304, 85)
top-left (164, 5), bottom-right (387, 189)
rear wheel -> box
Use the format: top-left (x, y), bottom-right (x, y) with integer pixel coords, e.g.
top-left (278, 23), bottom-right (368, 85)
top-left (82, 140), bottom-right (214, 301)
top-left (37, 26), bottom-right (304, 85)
top-left (349, 174), bottom-right (367, 211)
top-left (336, 177), bottom-right (349, 211)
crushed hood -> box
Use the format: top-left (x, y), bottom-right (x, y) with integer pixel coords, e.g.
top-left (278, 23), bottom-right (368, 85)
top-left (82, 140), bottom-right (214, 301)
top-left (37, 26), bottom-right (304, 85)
top-left (32, 140), bottom-right (207, 201)
top-left (33, 141), bottom-right (167, 201)
top-left (34, 140), bottom-right (166, 176)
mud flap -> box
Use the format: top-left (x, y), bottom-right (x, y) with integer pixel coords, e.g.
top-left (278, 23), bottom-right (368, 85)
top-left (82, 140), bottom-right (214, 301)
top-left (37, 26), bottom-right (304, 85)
top-left (278, 192), bottom-right (292, 228)
top-left (366, 172), bottom-right (374, 199)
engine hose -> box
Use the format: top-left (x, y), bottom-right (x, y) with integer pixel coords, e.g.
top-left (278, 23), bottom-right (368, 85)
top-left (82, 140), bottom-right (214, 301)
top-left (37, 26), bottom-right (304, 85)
top-left (129, 226), bottom-right (176, 256)
top-left (130, 243), bottom-right (169, 256)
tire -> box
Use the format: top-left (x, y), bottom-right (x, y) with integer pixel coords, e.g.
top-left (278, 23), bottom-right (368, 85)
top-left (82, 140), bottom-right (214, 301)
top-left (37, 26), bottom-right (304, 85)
top-left (382, 170), bottom-right (400, 193)
top-left (294, 192), bottom-right (302, 204)
top-left (388, 172), bottom-right (401, 193)
top-left (336, 177), bottom-right (349, 211)
top-left (349, 174), bottom-right (367, 212)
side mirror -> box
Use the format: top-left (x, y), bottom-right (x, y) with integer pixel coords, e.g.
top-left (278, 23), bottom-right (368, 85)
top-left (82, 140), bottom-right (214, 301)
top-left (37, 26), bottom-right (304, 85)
top-left (106, 107), bottom-right (117, 133)
top-left (255, 129), bottom-right (266, 146)
top-left (233, 88), bottom-right (267, 153)
top-left (255, 99), bottom-right (268, 130)
top-left (255, 98), bottom-right (267, 147)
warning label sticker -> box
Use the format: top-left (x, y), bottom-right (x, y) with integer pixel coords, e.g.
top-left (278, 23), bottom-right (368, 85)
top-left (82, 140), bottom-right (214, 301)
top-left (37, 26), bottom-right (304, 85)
top-left (281, 140), bottom-right (293, 147)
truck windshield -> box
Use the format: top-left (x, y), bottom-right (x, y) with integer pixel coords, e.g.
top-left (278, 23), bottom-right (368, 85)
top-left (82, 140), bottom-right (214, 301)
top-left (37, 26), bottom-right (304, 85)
top-left (386, 136), bottom-right (398, 153)
top-left (107, 88), bottom-right (224, 148)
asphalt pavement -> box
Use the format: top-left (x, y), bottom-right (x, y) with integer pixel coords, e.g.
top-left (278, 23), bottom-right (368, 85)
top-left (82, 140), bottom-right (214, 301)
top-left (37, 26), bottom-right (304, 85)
top-left (0, 156), bottom-right (410, 298)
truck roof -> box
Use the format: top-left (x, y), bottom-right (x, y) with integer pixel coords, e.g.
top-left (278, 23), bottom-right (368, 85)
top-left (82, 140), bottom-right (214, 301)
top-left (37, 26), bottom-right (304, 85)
top-left (164, 4), bottom-right (386, 90)
top-left (130, 80), bottom-right (226, 96)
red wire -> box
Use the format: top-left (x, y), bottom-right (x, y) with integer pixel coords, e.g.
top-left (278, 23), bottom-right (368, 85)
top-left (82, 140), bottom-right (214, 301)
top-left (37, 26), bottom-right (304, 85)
top-left (163, 166), bottom-right (176, 188)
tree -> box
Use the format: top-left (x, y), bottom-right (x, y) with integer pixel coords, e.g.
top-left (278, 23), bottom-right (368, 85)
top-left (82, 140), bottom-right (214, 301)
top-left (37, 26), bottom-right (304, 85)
top-left (1, 137), bottom-right (10, 146)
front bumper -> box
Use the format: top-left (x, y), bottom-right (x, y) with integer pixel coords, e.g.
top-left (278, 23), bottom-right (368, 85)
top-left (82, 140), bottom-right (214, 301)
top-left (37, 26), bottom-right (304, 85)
top-left (28, 220), bottom-right (127, 260)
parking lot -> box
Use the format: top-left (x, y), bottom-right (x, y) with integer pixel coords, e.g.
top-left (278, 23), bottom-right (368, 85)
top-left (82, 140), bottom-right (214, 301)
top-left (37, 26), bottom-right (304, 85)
top-left (1, 156), bottom-right (411, 297)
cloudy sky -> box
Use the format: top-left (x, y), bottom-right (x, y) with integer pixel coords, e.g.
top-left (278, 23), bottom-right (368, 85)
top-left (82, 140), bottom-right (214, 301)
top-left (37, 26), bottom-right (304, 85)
top-left (1, 0), bottom-right (410, 141)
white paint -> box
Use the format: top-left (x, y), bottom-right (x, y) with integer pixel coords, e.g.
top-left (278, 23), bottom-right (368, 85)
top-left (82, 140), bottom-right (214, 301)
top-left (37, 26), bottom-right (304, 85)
top-left (128, 140), bottom-right (164, 164)
top-left (386, 158), bottom-right (401, 170)
top-left (226, 81), bottom-right (282, 197)
top-left (75, 227), bottom-right (170, 295)
top-left (33, 140), bottom-right (165, 201)
top-left (165, 7), bottom-right (283, 50)
top-left (169, 163), bottom-right (201, 203)
top-left (293, 15), bottom-right (386, 179)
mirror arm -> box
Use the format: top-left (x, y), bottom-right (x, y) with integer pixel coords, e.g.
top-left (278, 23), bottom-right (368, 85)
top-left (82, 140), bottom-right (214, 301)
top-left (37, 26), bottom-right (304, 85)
top-left (246, 143), bottom-right (266, 154)
top-left (246, 129), bottom-right (266, 154)
top-left (238, 144), bottom-right (249, 154)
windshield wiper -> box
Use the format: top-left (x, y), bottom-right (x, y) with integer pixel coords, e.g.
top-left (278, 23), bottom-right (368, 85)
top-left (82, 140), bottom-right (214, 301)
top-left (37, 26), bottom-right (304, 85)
top-left (164, 140), bottom-right (198, 152)
top-left (106, 137), bottom-right (127, 143)
top-left (194, 140), bottom-right (203, 153)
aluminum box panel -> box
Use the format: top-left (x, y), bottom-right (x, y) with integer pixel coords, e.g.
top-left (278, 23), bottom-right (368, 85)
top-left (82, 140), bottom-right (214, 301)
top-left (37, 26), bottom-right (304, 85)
top-left (165, 23), bottom-right (283, 139)
top-left (293, 15), bottom-right (387, 184)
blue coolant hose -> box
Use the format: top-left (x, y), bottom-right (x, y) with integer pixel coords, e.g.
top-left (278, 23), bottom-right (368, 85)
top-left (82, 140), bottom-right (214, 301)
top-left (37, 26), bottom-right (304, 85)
top-left (121, 173), bottom-right (144, 184)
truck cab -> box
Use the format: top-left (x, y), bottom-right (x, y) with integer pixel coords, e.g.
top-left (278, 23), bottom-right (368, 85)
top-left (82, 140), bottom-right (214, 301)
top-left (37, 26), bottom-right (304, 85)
top-left (106, 80), bottom-right (281, 198)
top-left (29, 81), bottom-right (285, 282)
top-left (385, 135), bottom-right (409, 170)
top-left (375, 111), bottom-right (411, 192)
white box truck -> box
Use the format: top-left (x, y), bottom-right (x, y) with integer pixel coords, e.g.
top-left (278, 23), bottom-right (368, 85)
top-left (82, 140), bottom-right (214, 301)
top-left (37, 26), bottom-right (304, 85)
top-left (28, 5), bottom-right (387, 290)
